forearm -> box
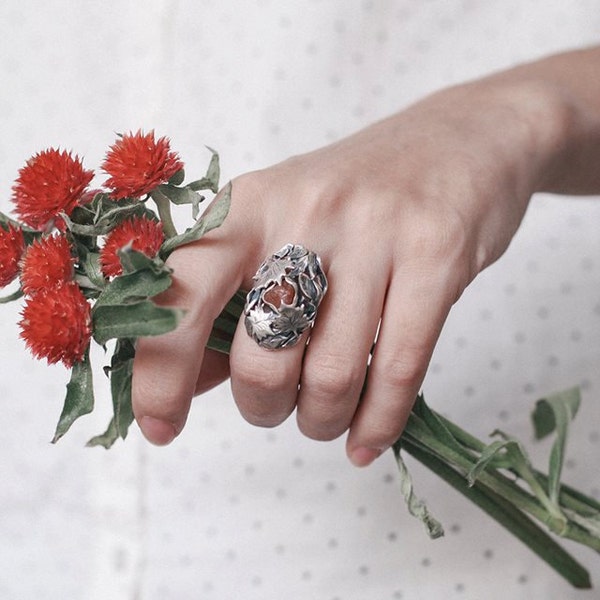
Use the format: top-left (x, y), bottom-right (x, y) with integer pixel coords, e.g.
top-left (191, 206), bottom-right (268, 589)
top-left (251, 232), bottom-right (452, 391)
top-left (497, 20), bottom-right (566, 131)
top-left (491, 45), bottom-right (600, 195)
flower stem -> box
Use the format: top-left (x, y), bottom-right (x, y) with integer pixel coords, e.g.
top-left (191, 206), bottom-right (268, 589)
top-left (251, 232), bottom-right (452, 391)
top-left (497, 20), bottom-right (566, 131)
top-left (396, 438), bottom-right (592, 589)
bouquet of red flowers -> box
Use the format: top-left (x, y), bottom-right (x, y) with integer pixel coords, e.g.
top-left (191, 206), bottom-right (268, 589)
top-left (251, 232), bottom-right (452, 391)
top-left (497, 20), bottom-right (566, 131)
top-left (1, 130), bottom-right (231, 447)
top-left (1, 131), bottom-right (598, 589)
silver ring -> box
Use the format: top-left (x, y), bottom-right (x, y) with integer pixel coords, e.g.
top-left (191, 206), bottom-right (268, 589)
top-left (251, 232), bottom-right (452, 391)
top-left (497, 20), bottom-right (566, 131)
top-left (244, 243), bottom-right (328, 349)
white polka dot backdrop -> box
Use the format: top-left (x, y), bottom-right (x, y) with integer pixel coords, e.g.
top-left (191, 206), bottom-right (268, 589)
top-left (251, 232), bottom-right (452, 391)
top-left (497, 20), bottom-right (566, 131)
top-left (1, 1), bottom-right (599, 599)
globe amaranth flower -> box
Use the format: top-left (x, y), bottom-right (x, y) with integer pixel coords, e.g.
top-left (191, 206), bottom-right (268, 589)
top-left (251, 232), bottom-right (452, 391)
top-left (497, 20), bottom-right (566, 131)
top-left (0, 223), bottom-right (25, 288)
top-left (102, 130), bottom-right (184, 199)
top-left (11, 148), bottom-right (94, 231)
top-left (20, 234), bottom-right (75, 295)
top-left (100, 215), bottom-right (165, 278)
top-left (19, 281), bottom-right (92, 367)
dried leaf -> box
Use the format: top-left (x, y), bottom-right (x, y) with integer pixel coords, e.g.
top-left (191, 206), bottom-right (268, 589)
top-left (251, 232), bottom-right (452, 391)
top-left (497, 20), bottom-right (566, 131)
top-left (393, 444), bottom-right (444, 539)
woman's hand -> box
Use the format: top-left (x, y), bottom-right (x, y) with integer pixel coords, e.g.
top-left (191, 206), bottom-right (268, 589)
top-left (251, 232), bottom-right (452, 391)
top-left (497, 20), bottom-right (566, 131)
top-left (131, 60), bottom-right (588, 465)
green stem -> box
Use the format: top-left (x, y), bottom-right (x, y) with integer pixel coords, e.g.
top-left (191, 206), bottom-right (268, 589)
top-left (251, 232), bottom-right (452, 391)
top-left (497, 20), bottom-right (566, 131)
top-left (396, 439), bottom-right (592, 589)
top-left (403, 415), bottom-right (600, 551)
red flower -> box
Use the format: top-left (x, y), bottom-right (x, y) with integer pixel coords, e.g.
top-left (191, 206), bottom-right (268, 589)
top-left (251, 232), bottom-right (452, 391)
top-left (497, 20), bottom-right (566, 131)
top-left (19, 281), bottom-right (92, 367)
top-left (102, 130), bottom-right (184, 199)
top-left (100, 215), bottom-right (165, 277)
top-left (12, 149), bottom-right (94, 231)
top-left (0, 223), bottom-right (25, 288)
top-left (20, 234), bottom-right (75, 295)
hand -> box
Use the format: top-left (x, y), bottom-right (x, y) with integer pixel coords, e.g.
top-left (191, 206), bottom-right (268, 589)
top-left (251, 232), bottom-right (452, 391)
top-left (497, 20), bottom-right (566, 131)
top-left (131, 76), bottom-right (562, 466)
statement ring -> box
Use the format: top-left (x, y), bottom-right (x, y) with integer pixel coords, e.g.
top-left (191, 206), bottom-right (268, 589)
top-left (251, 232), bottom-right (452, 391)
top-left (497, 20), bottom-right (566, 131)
top-left (244, 244), bottom-right (328, 350)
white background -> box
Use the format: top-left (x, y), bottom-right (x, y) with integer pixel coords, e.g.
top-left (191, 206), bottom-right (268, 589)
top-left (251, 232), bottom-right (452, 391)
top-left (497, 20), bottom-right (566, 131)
top-left (0, 1), bottom-right (599, 599)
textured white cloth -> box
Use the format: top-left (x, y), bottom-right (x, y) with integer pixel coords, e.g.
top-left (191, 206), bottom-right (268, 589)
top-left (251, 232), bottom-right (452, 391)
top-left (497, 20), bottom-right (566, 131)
top-left (0, 1), bottom-right (599, 599)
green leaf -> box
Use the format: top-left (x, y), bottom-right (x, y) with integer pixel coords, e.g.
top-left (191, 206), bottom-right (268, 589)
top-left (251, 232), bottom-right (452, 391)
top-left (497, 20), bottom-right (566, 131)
top-left (532, 387), bottom-right (580, 439)
top-left (52, 352), bottom-right (95, 443)
top-left (532, 387), bottom-right (581, 505)
top-left (156, 184), bottom-right (204, 209)
top-left (168, 168), bottom-right (185, 186)
top-left (0, 287), bottom-right (24, 304)
top-left (187, 147), bottom-right (220, 193)
top-left (393, 443), bottom-right (445, 539)
top-left (468, 437), bottom-right (521, 486)
top-left (93, 301), bottom-right (184, 345)
top-left (159, 181), bottom-right (231, 258)
top-left (94, 266), bottom-right (172, 308)
top-left (108, 338), bottom-right (135, 439)
top-left (412, 394), bottom-right (474, 460)
top-left (86, 417), bottom-right (119, 449)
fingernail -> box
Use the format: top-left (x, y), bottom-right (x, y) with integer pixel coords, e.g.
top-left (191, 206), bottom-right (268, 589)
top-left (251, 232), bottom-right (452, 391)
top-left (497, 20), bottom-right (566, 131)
top-left (139, 416), bottom-right (177, 445)
top-left (349, 447), bottom-right (384, 468)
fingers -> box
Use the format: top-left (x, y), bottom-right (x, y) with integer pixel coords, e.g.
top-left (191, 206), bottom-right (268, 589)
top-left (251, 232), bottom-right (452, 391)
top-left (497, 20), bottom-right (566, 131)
top-left (295, 254), bottom-right (387, 441)
top-left (132, 238), bottom-right (246, 445)
top-left (229, 321), bottom-right (307, 428)
top-left (345, 268), bottom-right (455, 467)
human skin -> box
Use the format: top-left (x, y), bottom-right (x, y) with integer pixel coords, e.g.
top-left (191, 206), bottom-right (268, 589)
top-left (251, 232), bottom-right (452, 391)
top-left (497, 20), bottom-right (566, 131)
top-left (131, 46), bottom-right (600, 466)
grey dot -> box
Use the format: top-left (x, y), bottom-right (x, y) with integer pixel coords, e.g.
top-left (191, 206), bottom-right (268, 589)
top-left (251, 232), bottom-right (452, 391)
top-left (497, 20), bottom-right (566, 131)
top-left (275, 544), bottom-right (285, 555)
top-left (483, 548), bottom-right (494, 559)
top-left (464, 386), bottom-right (475, 397)
top-left (226, 549), bottom-right (237, 561)
top-left (328, 538), bottom-right (339, 549)
top-left (383, 473), bottom-right (394, 484)
top-left (546, 355), bottom-right (559, 367)
top-left (275, 488), bottom-right (287, 499)
top-left (449, 523), bottom-right (461, 534)
top-left (387, 531), bottom-right (398, 542)
top-left (329, 75), bottom-right (342, 88)
top-left (251, 576), bottom-right (262, 587)
top-left (357, 506), bottom-right (367, 517)
top-left (430, 362), bottom-right (442, 374)
top-left (351, 52), bottom-right (365, 65)
top-left (490, 358), bottom-right (502, 370)
top-left (570, 329), bottom-right (583, 342)
top-left (518, 574), bottom-right (528, 584)
top-left (589, 431), bottom-right (599, 444)
top-left (514, 331), bottom-right (526, 344)
top-left (480, 308), bottom-right (493, 321)
top-left (565, 458), bottom-right (576, 470)
top-left (302, 513), bottom-right (314, 525)
top-left (455, 336), bottom-right (467, 348)
top-left (455, 583), bottom-right (465, 593)
top-left (536, 306), bottom-right (549, 319)
top-left (293, 457), bottom-right (304, 468)
top-left (498, 410), bottom-right (510, 422)
top-left (301, 570), bottom-right (312, 581)
top-left (359, 565), bottom-right (370, 576)
top-left (325, 481), bottom-right (337, 493)
top-left (421, 557), bottom-right (431, 567)
top-left (392, 591), bottom-right (404, 599)
top-left (245, 464), bottom-right (256, 476)
top-left (523, 382), bottom-right (536, 394)
top-left (560, 282), bottom-right (573, 295)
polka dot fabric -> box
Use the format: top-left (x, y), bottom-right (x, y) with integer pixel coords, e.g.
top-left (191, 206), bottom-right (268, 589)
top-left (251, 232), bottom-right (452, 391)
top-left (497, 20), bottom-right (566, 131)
top-left (0, 1), bottom-right (599, 599)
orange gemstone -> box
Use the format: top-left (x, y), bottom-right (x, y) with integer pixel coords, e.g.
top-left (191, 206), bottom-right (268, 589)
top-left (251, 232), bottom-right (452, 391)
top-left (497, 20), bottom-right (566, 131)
top-left (264, 281), bottom-right (295, 308)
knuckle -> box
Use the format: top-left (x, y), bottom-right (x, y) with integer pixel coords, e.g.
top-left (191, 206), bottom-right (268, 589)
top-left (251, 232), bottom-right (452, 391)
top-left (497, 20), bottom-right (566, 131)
top-left (303, 354), bottom-right (365, 400)
top-left (373, 350), bottom-right (427, 391)
top-left (231, 355), bottom-right (293, 396)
